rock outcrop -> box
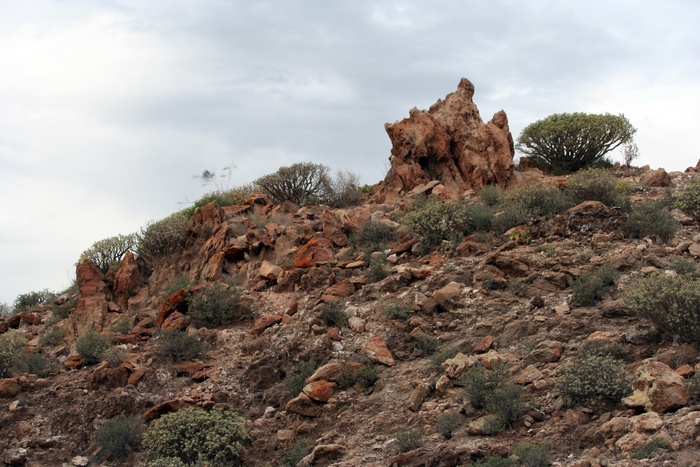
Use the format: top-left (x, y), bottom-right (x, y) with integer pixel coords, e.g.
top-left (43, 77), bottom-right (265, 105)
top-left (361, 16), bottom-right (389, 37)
top-left (382, 78), bottom-right (514, 199)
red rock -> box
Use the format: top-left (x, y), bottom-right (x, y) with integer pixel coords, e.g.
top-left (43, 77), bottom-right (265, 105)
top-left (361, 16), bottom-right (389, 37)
top-left (114, 333), bottom-right (141, 345)
top-left (364, 336), bottom-right (396, 366)
top-left (113, 251), bottom-right (141, 303)
top-left (162, 311), bottom-right (189, 330)
top-left (0, 378), bottom-right (22, 398)
top-left (285, 302), bottom-right (299, 316)
top-left (323, 280), bottom-right (356, 298)
top-left (76, 257), bottom-right (106, 296)
top-left (294, 237), bottom-right (335, 268)
top-left (258, 260), bottom-right (283, 280)
top-left (173, 361), bottom-right (212, 377)
top-left (326, 327), bottom-right (342, 341)
top-left (0, 315), bottom-right (21, 333)
top-left (302, 380), bottom-right (336, 402)
top-left (285, 393), bottom-right (323, 417)
top-left (143, 399), bottom-right (190, 421)
top-left (64, 355), bottom-right (83, 370)
top-left (305, 362), bottom-right (347, 384)
top-left (640, 168), bottom-right (671, 187)
top-left (18, 312), bottom-right (41, 326)
top-left (250, 314), bottom-right (283, 335)
top-left (127, 368), bottom-right (145, 386)
top-left (622, 361), bottom-right (690, 413)
top-left (191, 370), bottom-right (210, 382)
top-left (473, 335), bottom-right (496, 354)
top-left (156, 289), bottom-right (190, 328)
top-left (91, 366), bottom-right (129, 388)
top-left (222, 242), bottom-right (249, 261)
top-left (381, 78), bottom-right (514, 198)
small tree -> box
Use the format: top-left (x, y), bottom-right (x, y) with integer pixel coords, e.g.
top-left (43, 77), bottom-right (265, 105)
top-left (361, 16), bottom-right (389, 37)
top-left (82, 233), bottom-right (137, 272)
top-left (516, 112), bottom-right (636, 173)
top-left (622, 141), bottom-right (640, 167)
top-left (255, 162), bottom-right (331, 205)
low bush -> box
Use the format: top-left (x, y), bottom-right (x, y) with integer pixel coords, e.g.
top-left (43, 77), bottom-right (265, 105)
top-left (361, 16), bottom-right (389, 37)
top-left (187, 284), bottom-right (251, 328)
top-left (317, 301), bottom-right (349, 328)
top-left (155, 328), bottom-right (204, 362)
top-left (569, 264), bottom-right (619, 306)
top-left (40, 326), bottom-right (64, 347)
top-left (413, 334), bottom-right (440, 356)
top-left (474, 455), bottom-right (517, 467)
top-left (402, 199), bottom-right (494, 247)
top-left (500, 184), bottom-right (573, 217)
top-left (380, 300), bottom-right (412, 321)
top-left (20, 352), bottom-right (58, 377)
top-left (577, 340), bottom-right (629, 362)
top-left (51, 295), bottom-right (77, 321)
top-left (566, 168), bottom-right (627, 208)
top-left (622, 273), bottom-right (700, 343)
top-left (0, 333), bottom-right (27, 378)
top-left (161, 274), bottom-right (192, 299)
top-left (478, 185), bottom-right (502, 206)
top-left (435, 413), bottom-right (458, 439)
top-left (394, 427), bottom-right (422, 453)
top-left (491, 205), bottom-right (529, 233)
top-left (633, 436), bottom-right (670, 460)
top-left (337, 364), bottom-right (378, 389)
top-left (75, 328), bottom-right (113, 365)
top-left (142, 407), bottom-right (247, 466)
top-left (284, 360), bottom-right (319, 395)
top-left (626, 200), bottom-right (677, 242)
top-left (431, 346), bottom-right (459, 370)
top-left (484, 383), bottom-right (525, 429)
top-left (366, 256), bottom-right (389, 283)
top-left (513, 442), bottom-right (551, 467)
top-left (689, 372), bottom-right (700, 402)
top-left (135, 213), bottom-right (189, 270)
top-left (82, 233), bottom-right (137, 272)
top-left (0, 303), bottom-right (12, 318)
top-left (102, 347), bottom-right (126, 368)
top-left (558, 355), bottom-right (631, 406)
top-left (350, 221), bottom-right (397, 255)
top-left (278, 438), bottom-right (313, 467)
top-left (326, 169), bottom-right (363, 208)
top-left (13, 289), bottom-right (55, 312)
top-left (461, 364), bottom-right (508, 409)
top-left (94, 414), bottom-right (144, 460)
top-left (674, 177), bottom-right (700, 221)
top-left (669, 258), bottom-right (699, 277)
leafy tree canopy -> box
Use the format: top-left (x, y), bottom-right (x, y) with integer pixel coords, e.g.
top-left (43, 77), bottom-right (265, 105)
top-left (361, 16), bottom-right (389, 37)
top-left (516, 112), bottom-right (636, 173)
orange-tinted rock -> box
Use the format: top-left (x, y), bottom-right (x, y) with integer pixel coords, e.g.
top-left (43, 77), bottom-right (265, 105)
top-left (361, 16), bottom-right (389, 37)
top-left (222, 242), bottom-right (249, 261)
top-left (473, 335), bottom-right (496, 354)
top-left (0, 378), bottom-right (22, 398)
top-left (322, 280), bottom-right (356, 299)
top-left (303, 380), bottom-right (337, 402)
top-left (326, 327), bottom-right (342, 341)
top-left (127, 367), bottom-right (145, 386)
top-left (173, 361), bottom-right (210, 377)
top-left (114, 251), bottom-right (141, 304)
top-left (64, 355), bottom-right (83, 369)
top-left (156, 289), bottom-right (190, 328)
top-left (622, 361), bottom-right (690, 413)
top-left (306, 362), bottom-right (348, 384)
top-left (640, 168), bottom-right (671, 187)
top-left (259, 260), bottom-right (283, 280)
top-left (191, 370), bottom-right (210, 382)
top-left (76, 257), bottom-right (106, 296)
top-left (285, 393), bottom-right (323, 417)
top-left (162, 311), bottom-right (189, 330)
top-left (364, 336), bottom-right (396, 366)
top-left (382, 78), bottom-right (514, 198)
top-left (143, 399), bottom-right (189, 421)
top-left (18, 312), bottom-right (41, 326)
top-left (294, 237), bottom-right (335, 268)
top-left (0, 315), bottom-right (22, 333)
top-left (91, 365), bottom-right (129, 388)
top-left (250, 314), bottom-right (284, 335)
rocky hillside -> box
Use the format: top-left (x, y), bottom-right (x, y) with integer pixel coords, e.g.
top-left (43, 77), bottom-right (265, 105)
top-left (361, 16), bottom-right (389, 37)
top-left (2, 80), bottom-right (700, 467)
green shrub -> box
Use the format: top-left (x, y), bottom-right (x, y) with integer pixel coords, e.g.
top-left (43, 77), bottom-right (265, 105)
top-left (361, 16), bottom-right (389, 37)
top-left (633, 436), bottom-right (670, 460)
top-left (513, 443), bottom-right (551, 467)
top-left (507, 278), bottom-right (528, 297)
top-left (0, 333), bottom-right (27, 378)
top-left (141, 458), bottom-right (187, 467)
top-left (500, 184), bottom-right (573, 217)
top-left (461, 364), bottom-right (508, 409)
top-left (380, 300), bottom-right (412, 320)
top-left (402, 199), bottom-right (494, 247)
top-left (278, 438), bottom-right (313, 467)
top-left (75, 328), bottom-right (113, 365)
top-left (473, 455), bottom-right (517, 467)
top-left (142, 407), bottom-right (247, 466)
top-left (689, 372), bottom-right (700, 402)
top-left (40, 326), bottom-right (64, 347)
top-left (190, 182), bottom-right (260, 212)
top-left (284, 360), bottom-right (319, 395)
top-left (82, 233), bottom-right (137, 272)
top-left (622, 273), bottom-right (700, 343)
top-left (478, 186), bottom-right (502, 206)
top-left (51, 295), bottom-right (77, 321)
top-left (155, 328), bottom-right (204, 363)
top-left (255, 162), bottom-right (332, 205)
top-left (94, 414), bottom-right (144, 459)
top-left (413, 334), bottom-right (440, 356)
top-left (484, 383), bottom-right (525, 429)
top-left (102, 347), bottom-right (126, 368)
top-left (317, 301), bottom-right (349, 328)
top-left (0, 302), bottom-right (13, 317)
top-left (366, 256), bottom-right (389, 283)
top-left (431, 346), bottom-right (459, 370)
top-left (337, 364), bottom-right (378, 389)
top-left (669, 258), bottom-right (699, 277)
top-left (577, 340), bottom-right (629, 361)
top-left (558, 355), bottom-right (631, 406)
top-left (435, 413), bottom-right (458, 439)
top-left (674, 177), bottom-right (700, 220)
top-left (13, 289), bottom-right (55, 312)
top-left (569, 264), bottom-right (619, 306)
top-left (187, 284), bottom-right (250, 328)
top-left (136, 213), bottom-right (189, 270)
top-left (161, 274), bottom-right (192, 299)
top-left (566, 168), bottom-right (627, 207)
top-left (491, 205), bottom-right (529, 233)
top-left (394, 427), bottom-right (422, 453)
top-left (350, 221), bottom-right (397, 255)
top-left (626, 200), bottom-right (677, 242)
top-left (20, 352), bottom-right (58, 377)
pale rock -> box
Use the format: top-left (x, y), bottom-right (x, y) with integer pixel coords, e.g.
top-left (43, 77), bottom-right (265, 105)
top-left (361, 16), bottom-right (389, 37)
top-left (433, 281), bottom-right (462, 309)
top-left (441, 352), bottom-right (477, 380)
top-left (407, 382), bottom-right (431, 412)
top-left (631, 412), bottom-right (664, 432)
top-left (622, 361), bottom-right (690, 412)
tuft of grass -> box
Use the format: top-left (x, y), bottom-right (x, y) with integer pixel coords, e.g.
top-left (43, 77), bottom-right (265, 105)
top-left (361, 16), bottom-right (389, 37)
top-left (394, 427), bottom-right (422, 453)
top-left (94, 414), bottom-right (144, 460)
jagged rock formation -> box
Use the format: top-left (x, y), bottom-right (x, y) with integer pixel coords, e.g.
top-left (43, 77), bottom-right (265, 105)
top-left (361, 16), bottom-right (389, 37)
top-left (382, 78), bottom-right (515, 199)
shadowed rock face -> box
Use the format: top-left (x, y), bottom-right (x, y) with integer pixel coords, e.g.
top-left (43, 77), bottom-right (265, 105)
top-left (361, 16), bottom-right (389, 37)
top-left (383, 78), bottom-right (514, 195)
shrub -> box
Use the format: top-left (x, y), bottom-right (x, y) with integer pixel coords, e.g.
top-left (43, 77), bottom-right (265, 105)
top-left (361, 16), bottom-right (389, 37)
top-left (284, 360), bottom-right (319, 395)
top-left (402, 199), bottom-right (494, 247)
top-left (491, 205), bottom-right (529, 233)
top-left (622, 273), bottom-right (700, 343)
top-left (326, 169), bottom-right (363, 208)
top-left (474, 455), bottom-right (517, 467)
top-left (187, 284), bottom-right (250, 328)
top-left (413, 334), bottom-right (440, 356)
top-left (569, 264), bottom-right (619, 306)
top-left (141, 458), bottom-right (187, 467)
top-left (161, 274), bottom-right (192, 298)
top-left (255, 162), bottom-right (332, 205)
top-left (633, 436), bottom-right (670, 460)
top-left (674, 177), bottom-right (700, 221)
top-left (577, 340), bottom-right (629, 361)
top-left (626, 200), bottom-right (677, 242)
top-left (566, 168), bottom-right (627, 207)
top-left (669, 258), bottom-right (699, 277)
top-left (317, 301), bottom-right (349, 328)
top-left (337, 364), bottom-right (378, 389)
top-left (689, 372), bottom-right (700, 402)
top-left (190, 182), bottom-right (260, 213)
top-left (380, 300), bottom-right (412, 321)
top-left (40, 326), bottom-right (64, 347)
top-left (82, 233), bottom-right (137, 272)
top-left (278, 438), bottom-right (313, 467)
top-left (461, 364), bottom-right (508, 409)
top-left (75, 328), bottom-right (113, 365)
top-left (155, 328), bottom-right (204, 362)
top-left (513, 443), bottom-right (551, 467)
top-left (478, 186), bottom-right (502, 206)
top-left (431, 346), bottom-right (459, 370)
top-left (142, 407), bottom-right (247, 466)
top-left (13, 289), bottom-right (55, 311)
top-left (394, 427), bottom-right (422, 453)
top-left (94, 414), bottom-right (144, 459)
top-left (350, 221), bottom-right (397, 255)
top-left (0, 303), bottom-right (13, 318)
top-left (435, 413), bottom-right (458, 439)
top-left (484, 383), bottom-right (525, 429)
top-left (558, 355), bottom-right (631, 406)
top-left (135, 213), bottom-right (189, 270)
top-left (366, 256), bottom-right (389, 283)
top-left (20, 352), bottom-right (58, 377)
top-left (0, 333), bottom-right (27, 378)
top-left (102, 347), bottom-right (126, 368)
top-left (51, 295), bottom-right (77, 321)
top-left (622, 141), bottom-right (640, 167)
top-left (500, 184), bottom-right (573, 217)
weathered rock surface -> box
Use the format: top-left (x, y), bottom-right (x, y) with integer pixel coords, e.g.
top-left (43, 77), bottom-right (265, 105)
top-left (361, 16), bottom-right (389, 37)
top-left (622, 360), bottom-right (690, 412)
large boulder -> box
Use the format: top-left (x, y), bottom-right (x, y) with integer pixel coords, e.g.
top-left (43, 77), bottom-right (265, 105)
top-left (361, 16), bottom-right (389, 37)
top-left (382, 78), bottom-right (514, 197)
top-left (622, 360), bottom-right (689, 412)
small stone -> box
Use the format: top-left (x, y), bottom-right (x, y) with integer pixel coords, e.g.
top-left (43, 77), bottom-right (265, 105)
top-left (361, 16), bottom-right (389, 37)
top-left (71, 456), bottom-right (90, 466)
top-left (364, 336), bottom-right (396, 366)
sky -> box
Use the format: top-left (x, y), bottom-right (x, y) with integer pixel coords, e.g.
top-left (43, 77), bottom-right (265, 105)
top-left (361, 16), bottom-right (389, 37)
top-left (1, 0), bottom-right (699, 305)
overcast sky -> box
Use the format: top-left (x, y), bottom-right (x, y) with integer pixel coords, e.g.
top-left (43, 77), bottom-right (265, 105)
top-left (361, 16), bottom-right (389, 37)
top-left (1, 0), bottom-right (699, 305)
